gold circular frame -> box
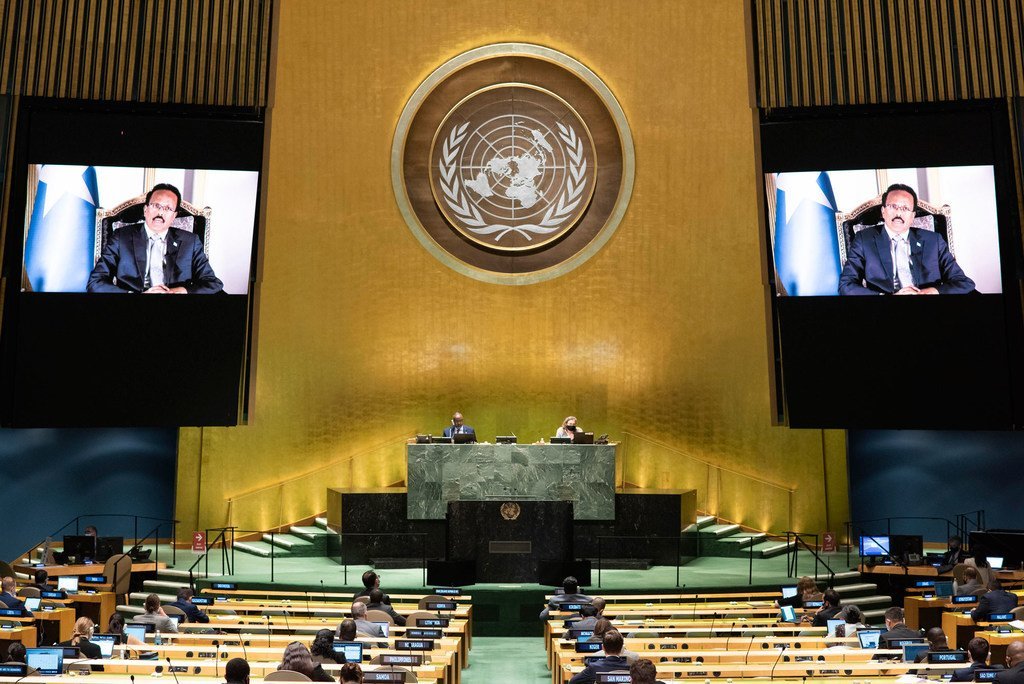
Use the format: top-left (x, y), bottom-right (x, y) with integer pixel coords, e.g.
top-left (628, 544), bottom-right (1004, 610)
top-left (427, 82), bottom-right (598, 252)
top-left (392, 43), bottom-right (635, 286)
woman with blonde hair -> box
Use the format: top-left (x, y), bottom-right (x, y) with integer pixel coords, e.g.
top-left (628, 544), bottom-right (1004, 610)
top-left (60, 617), bottom-right (102, 659)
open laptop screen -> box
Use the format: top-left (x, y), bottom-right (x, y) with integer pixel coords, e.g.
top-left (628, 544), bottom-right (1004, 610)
top-left (90, 634), bottom-right (117, 658)
top-left (26, 648), bottom-right (64, 675)
top-left (57, 576), bottom-right (79, 593)
top-left (857, 629), bottom-right (882, 649)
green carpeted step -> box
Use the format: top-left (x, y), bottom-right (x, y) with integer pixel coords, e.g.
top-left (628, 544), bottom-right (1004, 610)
top-left (262, 533), bottom-right (313, 550)
top-left (699, 524), bottom-right (742, 539)
top-left (682, 515), bottom-right (718, 533)
top-left (290, 526), bottom-right (335, 542)
top-left (716, 532), bottom-right (767, 548)
top-left (751, 540), bottom-right (795, 558)
top-left (234, 540), bottom-right (283, 558)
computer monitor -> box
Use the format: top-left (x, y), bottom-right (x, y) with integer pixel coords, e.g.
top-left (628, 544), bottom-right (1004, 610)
top-left (333, 641), bottom-right (363, 663)
top-left (123, 623), bottom-right (148, 643)
top-left (62, 535), bottom-right (97, 561)
top-left (452, 432), bottom-right (474, 444)
top-left (372, 621), bottom-right (390, 637)
top-left (24, 596), bottom-right (41, 611)
top-left (827, 619), bottom-right (845, 637)
top-left (94, 537), bottom-right (124, 562)
top-left (780, 605), bottom-right (799, 623)
top-left (859, 535), bottom-right (891, 557)
top-left (57, 576), bottom-right (79, 593)
top-left (988, 556), bottom-right (1004, 570)
top-left (903, 643), bottom-right (929, 663)
top-left (857, 629), bottom-right (882, 649)
top-left (25, 647), bottom-right (64, 675)
top-left (935, 581), bottom-right (955, 597)
top-left (90, 634), bottom-right (117, 658)
top-left (780, 586), bottom-right (798, 599)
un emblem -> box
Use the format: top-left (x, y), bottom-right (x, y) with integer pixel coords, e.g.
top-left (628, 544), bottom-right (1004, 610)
top-left (431, 86), bottom-right (596, 251)
top-left (393, 44), bottom-right (634, 284)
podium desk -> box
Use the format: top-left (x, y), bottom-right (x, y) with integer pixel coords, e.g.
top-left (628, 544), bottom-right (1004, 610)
top-left (407, 442), bottom-right (617, 520)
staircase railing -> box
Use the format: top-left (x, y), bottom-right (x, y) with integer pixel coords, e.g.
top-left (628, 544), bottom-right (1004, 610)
top-left (17, 513), bottom-right (179, 566)
top-left (785, 531), bottom-right (836, 587)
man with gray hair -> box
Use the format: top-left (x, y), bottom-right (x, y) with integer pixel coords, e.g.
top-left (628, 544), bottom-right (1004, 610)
top-left (350, 601), bottom-right (387, 645)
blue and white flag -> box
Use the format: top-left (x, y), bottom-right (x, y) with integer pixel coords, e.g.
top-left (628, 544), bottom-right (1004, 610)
top-left (24, 165), bottom-right (100, 292)
top-left (772, 171), bottom-right (841, 296)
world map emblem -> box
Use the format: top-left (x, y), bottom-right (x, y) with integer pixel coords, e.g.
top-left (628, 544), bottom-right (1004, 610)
top-left (393, 43), bottom-right (634, 284)
top-left (430, 86), bottom-right (596, 251)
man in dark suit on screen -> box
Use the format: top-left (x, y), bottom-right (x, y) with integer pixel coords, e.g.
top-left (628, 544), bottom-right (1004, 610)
top-left (838, 183), bottom-right (975, 296)
top-left (87, 183), bottom-right (223, 294)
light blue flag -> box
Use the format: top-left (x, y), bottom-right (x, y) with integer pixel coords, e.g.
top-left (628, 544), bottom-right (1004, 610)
top-left (24, 165), bottom-right (100, 292)
top-left (773, 171), bottom-right (841, 296)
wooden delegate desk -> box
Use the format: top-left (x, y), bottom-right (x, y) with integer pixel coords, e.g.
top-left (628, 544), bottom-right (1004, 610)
top-left (13, 561), bottom-right (164, 577)
top-left (0, 624), bottom-right (36, 655)
top-left (975, 629), bottom-right (1024, 667)
top-left (33, 607), bottom-right (76, 643)
top-left (904, 595), bottom-right (957, 631)
top-left (67, 592), bottom-right (118, 629)
top-left (67, 659), bottom-right (444, 684)
top-left (942, 609), bottom-right (982, 649)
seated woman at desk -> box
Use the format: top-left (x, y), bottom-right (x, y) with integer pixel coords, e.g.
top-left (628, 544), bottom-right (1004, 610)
top-left (775, 575), bottom-right (819, 608)
top-left (278, 641), bottom-right (334, 682)
top-left (556, 416), bottom-right (581, 440)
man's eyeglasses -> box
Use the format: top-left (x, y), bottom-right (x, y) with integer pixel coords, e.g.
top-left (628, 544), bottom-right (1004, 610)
top-left (147, 202), bottom-right (177, 214)
top-left (884, 203), bottom-right (915, 213)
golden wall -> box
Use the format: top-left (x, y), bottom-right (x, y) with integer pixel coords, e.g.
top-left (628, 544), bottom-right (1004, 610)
top-left (174, 0), bottom-right (849, 539)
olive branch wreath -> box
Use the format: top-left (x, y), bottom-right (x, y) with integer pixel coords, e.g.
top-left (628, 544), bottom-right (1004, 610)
top-left (438, 121), bottom-right (588, 242)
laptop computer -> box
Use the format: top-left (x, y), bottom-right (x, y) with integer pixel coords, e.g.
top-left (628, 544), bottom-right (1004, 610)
top-left (574, 432), bottom-right (595, 444)
top-left (24, 596), bottom-right (41, 611)
top-left (57, 576), bottom-right (79, 594)
top-left (857, 629), bottom-right (882, 649)
top-left (333, 641), bottom-right (363, 663)
top-left (25, 647), bottom-right (64, 675)
top-left (780, 586), bottom-right (798, 599)
top-left (779, 605), bottom-right (799, 623)
top-left (988, 557), bottom-right (1004, 570)
top-left (903, 643), bottom-right (929, 663)
top-left (372, 621), bottom-right (390, 637)
top-left (827, 619), bottom-right (845, 637)
top-left (935, 581), bottom-right (955, 597)
top-left (90, 634), bottom-right (118, 658)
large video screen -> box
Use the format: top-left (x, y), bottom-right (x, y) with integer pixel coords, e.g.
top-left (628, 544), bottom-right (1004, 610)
top-left (767, 165), bottom-right (1002, 296)
top-left (23, 165), bottom-right (258, 295)
top-left (0, 99), bottom-right (264, 427)
top-left (760, 100), bottom-right (1024, 430)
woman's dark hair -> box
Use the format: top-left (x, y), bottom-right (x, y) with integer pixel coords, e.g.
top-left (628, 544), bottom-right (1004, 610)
top-left (108, 612), bottom-right (126, 634)
top-left (144, 594), bottom-right (161, 613)
top-left (310, 629), bottom-right (336, 659)
top-left (278, 642), bottom-right (314, 677)
top-left (338, 663), bottom-right (363, 683)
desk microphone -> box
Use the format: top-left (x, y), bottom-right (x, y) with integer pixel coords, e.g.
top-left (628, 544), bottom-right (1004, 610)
top-left (166, 657), bottom-right (181, 684)
top-left (304, 591), bottom-right (311, 616)
top-left (263, 614), bottom-right (272, 648)
top-left (724, 621), bottom-right (736, 649)
top-left (212, 640), bottom-right (220, 678)
top-left (240, 638), bottom-right (248, 662)
top-left (282, 609), bottom-right (291, 631)
top-left (320, 580), bottom-right (327, 601)
top-left (770, 644), bottom-right (788, 680)
top-left (744, 635), bottom-right (755, 663)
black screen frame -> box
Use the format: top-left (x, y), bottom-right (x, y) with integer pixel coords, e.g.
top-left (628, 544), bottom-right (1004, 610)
top-left (759, 99), bottom-right (1024, 429)
top-left (0, 97), bottom-right (265, 427)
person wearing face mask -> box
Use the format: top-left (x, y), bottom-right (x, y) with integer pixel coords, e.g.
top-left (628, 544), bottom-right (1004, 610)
top-left (556, 416), bottom-right (580, 441)
top-left (838, 183), bottom-right (974, 295)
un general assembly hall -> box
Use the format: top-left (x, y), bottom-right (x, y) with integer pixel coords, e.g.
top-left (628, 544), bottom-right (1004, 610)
top-left (1, 1), bottom-right (1024, 682)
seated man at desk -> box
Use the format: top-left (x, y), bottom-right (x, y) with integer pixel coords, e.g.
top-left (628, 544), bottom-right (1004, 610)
top-left (880, 606), bottom-right (921, 648)
top-left (0, 577), bottom-right (32, 617)
top-left (353, 570), bottom-right (392, 603)
top-left (569, 630), bottom-right (630, 684)
top-left (805, 588), bottom-right (841, 627)
top-left (442, 412), bottom-right (476, 441)
top-left (30, 569), bottom-right (51, 592)
top-left (365, 588), bottom-right (406, 626)
top-left (957, 566), bottom-right (984, 596)
top-left (952, 637), bottom-right (1003, 681)
top-left (998, 640), bottom-right (1024, 684)
top-left (973, 578), bottom-right (1019, 622)
top-left (540, 575), bottom-right (592, 620)
top-left (167, 587), bottom-right (210, 623)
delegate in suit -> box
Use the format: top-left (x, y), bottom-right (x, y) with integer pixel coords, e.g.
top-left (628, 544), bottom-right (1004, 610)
top-left (87, 183), bottom-right (223, 294)
top-left (838, 183), bottom-right (975, 296)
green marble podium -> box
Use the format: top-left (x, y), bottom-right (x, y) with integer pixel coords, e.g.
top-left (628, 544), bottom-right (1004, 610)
top-left (406, 442), bottom-right (617, 520)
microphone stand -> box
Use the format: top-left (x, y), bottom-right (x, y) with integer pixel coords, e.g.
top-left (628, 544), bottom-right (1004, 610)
top-left (212, 640), bottom-right (219, 678)
top-left (770, 644), bottom-right (788, 680)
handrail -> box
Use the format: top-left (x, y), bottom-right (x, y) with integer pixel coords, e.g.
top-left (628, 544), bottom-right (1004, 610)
top-left (18, 513), bottom-right (179, 567)
top-left (785, 531), bottom-right (835, 587)
top-left (596, 535), bottom-right (687, 589)
top-left (621, 431), bottom-right (795, 492)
